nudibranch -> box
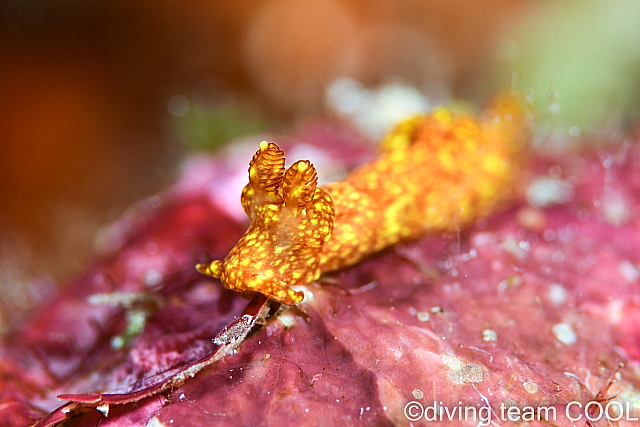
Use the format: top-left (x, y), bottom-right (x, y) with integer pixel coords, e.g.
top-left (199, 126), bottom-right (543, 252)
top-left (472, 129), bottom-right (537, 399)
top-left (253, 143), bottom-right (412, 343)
top-left (197, 94), bottom-right (529, 305)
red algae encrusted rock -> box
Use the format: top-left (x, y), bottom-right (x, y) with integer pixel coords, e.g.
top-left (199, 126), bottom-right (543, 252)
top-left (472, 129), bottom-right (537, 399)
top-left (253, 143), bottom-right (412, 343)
top-left (2, 123), bottom-right (640, 427)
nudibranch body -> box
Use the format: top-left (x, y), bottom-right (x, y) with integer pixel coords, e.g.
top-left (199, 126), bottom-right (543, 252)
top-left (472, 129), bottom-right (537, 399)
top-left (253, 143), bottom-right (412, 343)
top-left (197, 94), bottom-right (529, 305)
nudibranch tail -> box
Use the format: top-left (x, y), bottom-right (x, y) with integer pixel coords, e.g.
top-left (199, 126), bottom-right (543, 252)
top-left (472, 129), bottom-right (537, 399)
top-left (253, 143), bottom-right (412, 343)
top-left (197, 94), bottom-right (529, 305)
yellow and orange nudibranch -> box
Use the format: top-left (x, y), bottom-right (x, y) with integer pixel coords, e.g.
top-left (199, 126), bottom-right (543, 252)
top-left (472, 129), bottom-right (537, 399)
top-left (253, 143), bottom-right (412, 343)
top-left (197, 94), bottom-right (529, 305)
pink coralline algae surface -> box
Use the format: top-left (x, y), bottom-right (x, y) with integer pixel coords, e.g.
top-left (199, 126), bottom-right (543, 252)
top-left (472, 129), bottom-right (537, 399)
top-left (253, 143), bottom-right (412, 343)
top-left (3, 123), bottom-right (640, 427)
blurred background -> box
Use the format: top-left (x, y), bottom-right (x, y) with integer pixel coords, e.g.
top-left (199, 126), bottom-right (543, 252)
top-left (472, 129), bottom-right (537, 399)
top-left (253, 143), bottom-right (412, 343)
top-left (1, 0), bottom-right (640, 330)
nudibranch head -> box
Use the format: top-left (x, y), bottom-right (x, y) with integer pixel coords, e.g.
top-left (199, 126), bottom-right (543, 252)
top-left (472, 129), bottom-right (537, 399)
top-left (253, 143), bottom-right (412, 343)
top-left (196, 141), bottom-right (335, 305)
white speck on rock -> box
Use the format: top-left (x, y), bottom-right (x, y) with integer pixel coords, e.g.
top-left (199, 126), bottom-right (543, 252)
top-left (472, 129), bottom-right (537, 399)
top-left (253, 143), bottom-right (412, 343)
top-left (609, 300), bottom-right (624, 324)
top-left (111, 336), bottom-right (125, 350)
top-left (548, 283), bottom-right (567, 305)
top-left (568, 126), bottom-right (580, 137)
top-left (213, 314), bottom-right (254, 346)
top-left (523, 381), bottom-right (539, 394)
top-left (442, 354), bottom-right (483, 384)
top-left (552, 323), bottom-right (577, 345)
top-left (543, 229), bottom-right (556, 241)
top-left (502, 235), bottom-right (528, 259)
top-left (145, 241), bottom-right (158, 255)
top-left (144, 269), bottom-right (163, 287)
top-left (602, 191), bottom-right (629, 226)
top-left (619, 260), bottom-right (639, 282)
top-left (482, 329), bottom-right (497, 342)
top-left (412, 389), bottom-right (424, 399)
top-left (552, 250), bottom-right (565, 263)
top-left (526, 177), bottom-right (573, 207)
top-left (96, 404), bottom-right (109, 417)
top-left (416, 311), bottom-right (430, 322)
top-left (325, 78), bottom-right (431, 139)
top-left (277, 312), bottom-right (296, 329)
top-left (442, 353), bottom-right (463, 370)
top-left (145, 417), bottom-right (166, 427)
top-left (498, 275), bottom-right (523, 293)
top-left (459, 364), bottom-right (483, 383)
